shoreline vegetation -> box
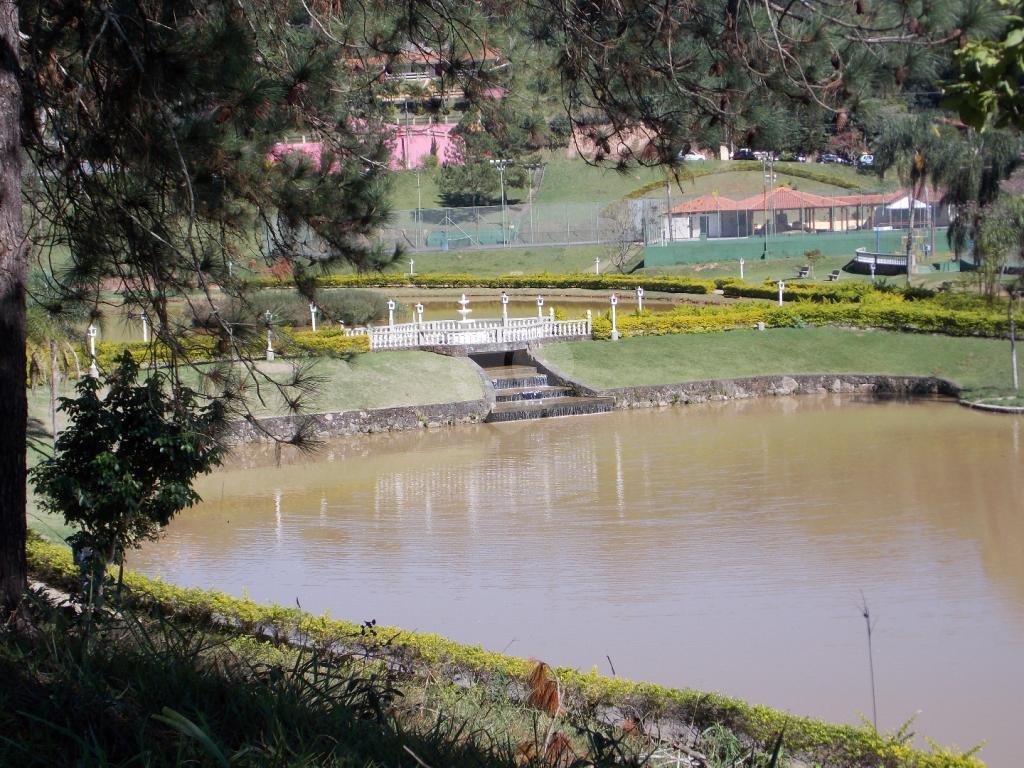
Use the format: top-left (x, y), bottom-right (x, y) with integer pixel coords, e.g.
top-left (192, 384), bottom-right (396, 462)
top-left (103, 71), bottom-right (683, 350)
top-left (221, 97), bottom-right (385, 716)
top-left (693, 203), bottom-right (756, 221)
top-left (23, 535), bottom-right (984, 768)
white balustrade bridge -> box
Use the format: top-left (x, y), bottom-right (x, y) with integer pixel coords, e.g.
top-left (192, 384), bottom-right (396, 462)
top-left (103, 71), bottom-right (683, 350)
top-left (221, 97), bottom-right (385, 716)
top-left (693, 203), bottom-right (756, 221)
top-left (345, 315), bottom-right (593, 351)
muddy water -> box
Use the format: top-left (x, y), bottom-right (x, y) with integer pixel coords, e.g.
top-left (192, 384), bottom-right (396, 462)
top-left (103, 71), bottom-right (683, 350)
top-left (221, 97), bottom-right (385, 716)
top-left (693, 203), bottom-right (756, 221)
top-left (134, 398), bottom-right (1024, 765)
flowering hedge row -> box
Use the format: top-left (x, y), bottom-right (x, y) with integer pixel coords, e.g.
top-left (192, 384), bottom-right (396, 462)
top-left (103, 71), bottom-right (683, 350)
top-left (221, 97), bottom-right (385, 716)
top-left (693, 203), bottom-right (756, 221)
top-left (592, 298), bottom-right (1007, 340)
top-left (24, 535), bottom-right (982, 768)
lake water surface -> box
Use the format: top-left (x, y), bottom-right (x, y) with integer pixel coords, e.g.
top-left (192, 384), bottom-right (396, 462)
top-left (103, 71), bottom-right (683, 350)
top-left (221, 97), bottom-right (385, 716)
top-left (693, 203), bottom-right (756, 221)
top-left (134, 398), bottom-right (1024, 766)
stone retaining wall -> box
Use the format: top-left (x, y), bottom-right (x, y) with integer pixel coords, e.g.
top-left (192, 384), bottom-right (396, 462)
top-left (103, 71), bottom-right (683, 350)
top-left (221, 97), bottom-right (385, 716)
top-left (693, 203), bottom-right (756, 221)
top-left (224, 397), bottom-right (491, 443)
top-left (531, 351), bottom-right (961, 408)
top-left (593, 374), bottom-right (959, 408)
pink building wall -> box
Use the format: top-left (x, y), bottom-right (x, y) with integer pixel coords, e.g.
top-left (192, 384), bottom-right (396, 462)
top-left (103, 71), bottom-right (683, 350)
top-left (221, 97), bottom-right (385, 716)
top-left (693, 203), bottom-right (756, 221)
top-left (270, 123), bottom-right (461, 172)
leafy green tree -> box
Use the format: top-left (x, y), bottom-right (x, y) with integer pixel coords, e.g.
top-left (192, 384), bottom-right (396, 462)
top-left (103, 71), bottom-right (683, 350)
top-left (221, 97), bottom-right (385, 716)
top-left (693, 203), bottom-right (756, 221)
top-left (30, 353), bottom-right (224, 606)
top-left (1, 0), bottom-right (404, 614)
top-left (944, 1), bottom-right (1024, 130)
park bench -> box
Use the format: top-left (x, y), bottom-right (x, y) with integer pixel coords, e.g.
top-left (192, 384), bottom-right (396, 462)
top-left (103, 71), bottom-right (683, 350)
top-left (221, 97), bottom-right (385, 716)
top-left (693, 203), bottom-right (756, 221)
top-left (826, 269), bottom-right (841, 281)
top-left (796, 266), bottom-right (810, 279)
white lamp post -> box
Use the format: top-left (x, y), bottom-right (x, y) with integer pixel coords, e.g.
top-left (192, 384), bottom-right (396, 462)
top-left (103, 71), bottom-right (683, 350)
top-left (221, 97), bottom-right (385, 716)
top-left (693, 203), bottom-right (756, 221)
top-left (777, 280), bottom-right (785, 307)
top-left (594, 256), bottom-right (601, 275)
top-left (610, 294), bottom-right (619, 341)
top-left (870, 261), bottom-right (876, 279)
top-left (586, 309), bottom-right (593, 336)
top-left (309, 302), bottom-right (318, 332)
top-left (739, 257), bottom-right (745, 280)
top-left (415, 302), bottom-right (424, 324)
top-left (387, 299), bottom-right (396, 327)
top-left (265, 310), bottom-right (275, 361)
top-left (409, 259), bottom-right (415, 276)
top-left (87, 324), bottom-right (99, 377)
top-left (500, 292), bottom-right (509, 325)
top-left (635, 286), bottom-right (644, 313)
top-left (140, 311), bottom-right (149, 343)
top-left (536, 295), bottom-right (544, 319)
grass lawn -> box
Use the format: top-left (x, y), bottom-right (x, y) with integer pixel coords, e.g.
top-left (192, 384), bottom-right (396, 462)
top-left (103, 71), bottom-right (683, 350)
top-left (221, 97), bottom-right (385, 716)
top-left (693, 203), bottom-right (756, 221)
top-left (387, 155), bottom-right (896, 210)
top-left (536, 327), bottom-right (1014, 395)
top-left (243, 352), bottom-right (483, 414)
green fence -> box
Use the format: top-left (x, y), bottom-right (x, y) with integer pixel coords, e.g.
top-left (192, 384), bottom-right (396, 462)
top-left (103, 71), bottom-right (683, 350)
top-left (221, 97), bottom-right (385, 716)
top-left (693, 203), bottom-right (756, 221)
top-left (645, 228), bottom-right (948, 266)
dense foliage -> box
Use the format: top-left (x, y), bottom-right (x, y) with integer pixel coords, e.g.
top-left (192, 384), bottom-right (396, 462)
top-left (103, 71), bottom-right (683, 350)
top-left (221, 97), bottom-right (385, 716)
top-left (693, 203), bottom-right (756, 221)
top-left (29, 354), bottom-right (224, 602)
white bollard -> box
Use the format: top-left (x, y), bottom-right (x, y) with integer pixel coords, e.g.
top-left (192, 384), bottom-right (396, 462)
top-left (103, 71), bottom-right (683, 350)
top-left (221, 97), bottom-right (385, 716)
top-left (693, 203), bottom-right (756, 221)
top-left (595, 256), bottom-right (600, 275)
top-left (309, 302), bottom-right (318, 332)
top-left (636, 286), bottom-right (644, 313)
top-left (409, 259), bottom-right (415, 276)
top-left (610, 294), bottom-right (619, 341)
top-left (415, 302), bottom-right (424, 324)
top-left (140, 312), bottom-right (149, 343)
top-left (87, 324), bottom-right (99, 377)
top-left (739, 258), bottom-right (745, 280)
top-left (265, 311), bottom-right (275, 361)
top-left (586, 309), bottom-right (593, 336)
top-left (500, 292), bottom-right (509, 325)
top-left (387, 299), bottom-right (396, 327)
top-left (536, 295), bottom-right (544, 319)
top-left (777, 280), bottom-right (785, 307)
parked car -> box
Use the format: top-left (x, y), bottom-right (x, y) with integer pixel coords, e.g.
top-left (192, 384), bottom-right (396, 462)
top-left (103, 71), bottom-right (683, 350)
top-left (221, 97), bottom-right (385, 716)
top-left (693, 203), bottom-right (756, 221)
top-left (818, 152), bottom-right (851, 165)
top-left (680, 151), bottom-right (706, 162)
top-left (778, 151), bottom-right (807, 162)
top-left (731, 148), bottom-right (757, 161)
top-left (857, 153), bottom-right (875, 168)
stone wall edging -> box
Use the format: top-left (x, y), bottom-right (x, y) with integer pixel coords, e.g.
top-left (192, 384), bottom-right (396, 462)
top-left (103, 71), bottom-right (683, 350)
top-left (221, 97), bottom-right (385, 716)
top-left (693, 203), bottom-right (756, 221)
top-left (589, 373), bottom-right (960, 408)
top-left (528, 346), bottom-right (962, 408)
top-left (223, 397), bottom-right (490, 444)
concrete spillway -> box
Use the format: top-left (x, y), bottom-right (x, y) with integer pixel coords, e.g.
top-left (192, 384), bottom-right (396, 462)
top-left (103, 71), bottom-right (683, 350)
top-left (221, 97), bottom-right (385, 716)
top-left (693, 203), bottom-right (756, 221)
top-left (483, 364), bottom-right (614, 422)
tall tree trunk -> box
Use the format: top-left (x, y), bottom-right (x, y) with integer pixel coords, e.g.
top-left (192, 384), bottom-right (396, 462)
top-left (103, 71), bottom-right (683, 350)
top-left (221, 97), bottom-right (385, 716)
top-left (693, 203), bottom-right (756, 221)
top-left (0, 0), bottom-right (26, 617)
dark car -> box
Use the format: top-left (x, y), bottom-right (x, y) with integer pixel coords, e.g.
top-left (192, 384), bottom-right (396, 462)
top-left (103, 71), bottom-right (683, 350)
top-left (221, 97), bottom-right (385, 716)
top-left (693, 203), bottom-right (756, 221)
top-left (731, 148), bottom-right (757, 161)
top-left (818, 153), bottom-right (851, 165)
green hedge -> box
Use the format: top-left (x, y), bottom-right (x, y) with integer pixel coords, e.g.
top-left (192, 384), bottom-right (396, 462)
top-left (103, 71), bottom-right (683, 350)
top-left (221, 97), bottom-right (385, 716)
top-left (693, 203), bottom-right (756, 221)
top-left (593, 297), bottom-right (1007, 340)
top-left (251, 271), bottom-right (714, 295)
top-left (24, 536), bottom-right (982, 768)
top-left (284, 327), bottom-right (370, 356)
top-left (717, 277), bottom-right (874, 303)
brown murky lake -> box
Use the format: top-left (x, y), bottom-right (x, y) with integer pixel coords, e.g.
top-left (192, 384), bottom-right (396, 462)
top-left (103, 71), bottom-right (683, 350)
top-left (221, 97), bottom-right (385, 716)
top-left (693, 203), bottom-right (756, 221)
top-left (134, 398), bottom-right (1024, 765)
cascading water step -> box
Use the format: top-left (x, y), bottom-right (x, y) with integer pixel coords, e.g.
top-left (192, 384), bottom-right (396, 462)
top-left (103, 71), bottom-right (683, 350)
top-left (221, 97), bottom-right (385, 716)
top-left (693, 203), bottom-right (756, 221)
top-left (486, 365), bottom-right (549, 390)
top-left (487, 396), bottom-right (616, 422)
top-left (481, 364), bottom-right (615, 422)
top-left (494, 385), bottom-right (570, 402)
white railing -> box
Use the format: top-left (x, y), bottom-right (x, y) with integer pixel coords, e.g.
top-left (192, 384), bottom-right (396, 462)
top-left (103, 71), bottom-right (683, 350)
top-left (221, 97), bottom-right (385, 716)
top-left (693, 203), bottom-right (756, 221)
top-left (854, 247), bottom-right (908, 266)
top-left (345, 316), bottom-right (592, 350)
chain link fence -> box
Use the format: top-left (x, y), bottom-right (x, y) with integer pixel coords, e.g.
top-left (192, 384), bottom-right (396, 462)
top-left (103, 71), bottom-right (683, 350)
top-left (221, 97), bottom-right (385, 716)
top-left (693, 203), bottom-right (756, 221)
top-left (376, 199), bottom-right (669, 252)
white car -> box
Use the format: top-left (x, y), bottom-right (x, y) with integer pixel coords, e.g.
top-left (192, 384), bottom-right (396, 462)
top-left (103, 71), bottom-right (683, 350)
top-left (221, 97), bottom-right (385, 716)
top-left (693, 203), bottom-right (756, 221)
top-left (680, 152), bottom-right (706, 162)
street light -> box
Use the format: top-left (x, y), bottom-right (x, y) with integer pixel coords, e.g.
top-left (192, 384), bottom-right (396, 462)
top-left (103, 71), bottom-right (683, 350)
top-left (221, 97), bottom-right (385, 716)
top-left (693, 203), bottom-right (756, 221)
top-left (762, 155), bottom-right (777, 259)
top-left (635, 286), bottom-right (644, 313)
top-left (387, 299), bottom-right (396, 327)
top-left (309, 302), bottom-right (318, 332)
top-left (500, 291), bottom-right (509, 325)
top-left (777, 280), bottom-right (785, 307)
top-left (415, 302), bottom-right (424, 324)
top-left (490, 159), bottom-right (511, 246)
top-left (536, 295), bottom-right (544, 319)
